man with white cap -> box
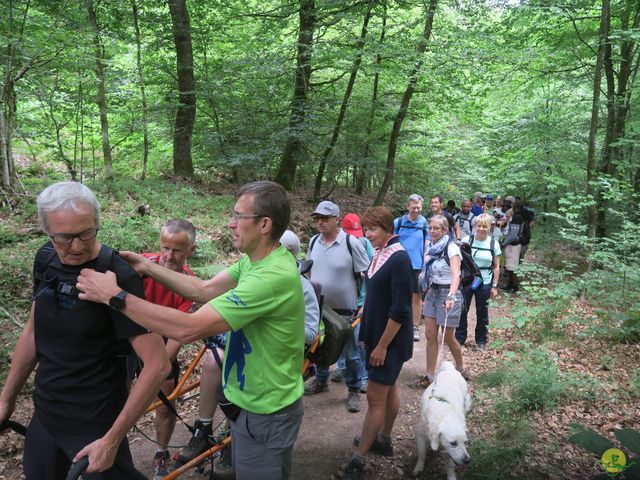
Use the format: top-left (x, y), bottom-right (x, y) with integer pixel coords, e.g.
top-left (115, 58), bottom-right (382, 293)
top-left (304, 201), bottom-right (369, 413)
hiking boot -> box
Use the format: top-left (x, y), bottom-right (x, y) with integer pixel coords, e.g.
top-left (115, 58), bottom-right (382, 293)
top-left (353, 436), bottom-right (394, 457)
top-left (211, 443), bottom-right (235, 480)
top-left (177, 420), bottom-right (212, 464)
top-left (304, 378), bottom-right (329, 395)
top-left (342, 458), bottom-right (365, 480)
top-left (153, 450), bottom-right (172, 480)
top-left (408, 375), bottom-right (432, 390)
top-left (330, 369), bottom-right (344, 383)
top-left (413, 326), bottom-right (421, 342)
top-left (347, 390), bottom-right (361, 412)
top-left (359, 379), bottom-right (368, 394)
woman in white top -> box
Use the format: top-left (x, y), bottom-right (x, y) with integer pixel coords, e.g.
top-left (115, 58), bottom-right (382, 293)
top-left (408, 215), bottom-right (466, 389)
top-left (456, 214), bottom-right (501, 349)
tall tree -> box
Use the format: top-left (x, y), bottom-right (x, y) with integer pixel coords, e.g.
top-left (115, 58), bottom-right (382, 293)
top-left (86, 0), bottom-right (113, 179)
top-left (274, 0), bottom-right (315, 191)
top-left (374, 0), bottom-right (438, 205)
top-left (131, 0), bottom-right (150, 180)
top-left (312, 0), bottom-right (377, 200)
top-left (587, 0), bottom-right (610, 239)
top-left (168, 0), bottom-right (195, 177)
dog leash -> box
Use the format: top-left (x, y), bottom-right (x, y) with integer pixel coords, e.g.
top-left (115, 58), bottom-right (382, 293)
top-left (429, 297), bottom-right (452, 394)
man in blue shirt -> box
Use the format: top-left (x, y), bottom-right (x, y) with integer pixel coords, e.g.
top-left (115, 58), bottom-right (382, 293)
top-left (394, 194), bottom-right (428, 342)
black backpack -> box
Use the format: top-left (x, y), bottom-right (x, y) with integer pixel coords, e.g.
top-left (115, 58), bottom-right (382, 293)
top-left (393, 215), bottom-right (428, 242)
top-left (440, 240), bottom-right (483, 288)
top-left (33, 241), bottom-right (115, 298)
top-left (306, 305), bottom-right (351, 369)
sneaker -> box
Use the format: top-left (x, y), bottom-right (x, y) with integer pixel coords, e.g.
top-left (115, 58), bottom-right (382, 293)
top-left (413, 326), bottom-right (421, 342)
top-left (408, 375), bottom-right (432, 390)
top-left (153, 450), bottom-right (172, 480)
top-left (211, 443), bottom-right (235, 480)
top-left (347, 390), bottom-right (361, 412)
top-left (304, 378), bottom-right (329, 395)
top-left (456, 367), bottom-right (470, 380)
top-left (342, 458), bottom-right (364, 480)
top-left (476, 342), bottom-right (486, 351)
top-left (359, 379), bottom-right (368, 394)
top-left (353, 436), bottom-right (394, 456)
top-left (330, 369), bottom-right (344, 383)
top-left (177, 420), bottom-right (212, 464)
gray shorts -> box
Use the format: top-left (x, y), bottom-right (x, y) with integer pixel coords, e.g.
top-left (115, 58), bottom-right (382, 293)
top-left (422, 285), bottom-right (462, 327)
top-left (231, 397), bottom-right (304, 480)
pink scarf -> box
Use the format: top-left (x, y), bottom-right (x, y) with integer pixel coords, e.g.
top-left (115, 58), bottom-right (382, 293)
top-left (368, 238), bottom-right (404, 277)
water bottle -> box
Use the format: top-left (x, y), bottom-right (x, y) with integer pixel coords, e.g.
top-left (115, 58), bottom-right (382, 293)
top-left (471, 276), bottom-right (482, 291)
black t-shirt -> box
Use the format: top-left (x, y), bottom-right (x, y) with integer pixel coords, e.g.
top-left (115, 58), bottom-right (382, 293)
top-left (32, 243), bottom-right (147, 435)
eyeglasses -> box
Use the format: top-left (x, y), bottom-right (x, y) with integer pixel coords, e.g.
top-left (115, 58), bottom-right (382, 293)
top-left (428, 226), bottom-right (443, 231)
top-left (49, 228), bottom-right (99, 245)
top-left (230, 212), bottom-right (264, 222)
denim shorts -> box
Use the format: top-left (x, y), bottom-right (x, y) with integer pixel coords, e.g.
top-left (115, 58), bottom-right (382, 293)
top-left (422, 285), bottom-right (462, 327)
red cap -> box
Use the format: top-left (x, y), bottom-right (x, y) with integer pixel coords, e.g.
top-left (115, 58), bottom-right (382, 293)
top-left (342, 213), bottom-right (363, 238)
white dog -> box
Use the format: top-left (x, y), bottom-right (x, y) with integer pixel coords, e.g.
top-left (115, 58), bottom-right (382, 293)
top-left (413, 361), bottom-right (472, 480)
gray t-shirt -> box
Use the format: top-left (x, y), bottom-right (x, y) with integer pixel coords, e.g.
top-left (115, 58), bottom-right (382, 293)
top-left (301, 275), bottom-right (320, 345)
top-left (429, 242), bottom-right (461, 286)
top-left (308, 229), bottom-right (370, 310)
top-left (455, 212), bottom-right (476, 238)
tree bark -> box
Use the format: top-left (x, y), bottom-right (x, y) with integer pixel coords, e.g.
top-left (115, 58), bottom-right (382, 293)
top-left (356, 3), bottom-right (386, 195)
top-left (274, 0), bottom-right (315, 191)
top-left (132, 0), bottom-right (150, 180)
top-left (86, 0), bottom-right (113, 179)
top-left (168, 0), bottom-right (196, 177)
top-left (374, 0), bottom-right (438, 206)
top-left (312, 0), bottom-right (377, 200)
top-left (586, 0), bottom-right (610, 240)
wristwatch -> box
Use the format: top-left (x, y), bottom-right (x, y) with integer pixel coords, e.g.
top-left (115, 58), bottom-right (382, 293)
top-left (492, 284), bottom-right (498, 288)
top-left (109, 290), bottom-right (128, 311)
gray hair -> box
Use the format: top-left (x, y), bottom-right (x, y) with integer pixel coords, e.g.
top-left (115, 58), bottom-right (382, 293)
top-left (37, 181), bottom-right (100, 231)
top-left (407, 194), bottom-right (423, 204)
top-left (162, 219), bottom-right (196, 244)
top-left (428, 214), bottom-right (449, 231)
top-left (279, 229), bottom-right (300, 257)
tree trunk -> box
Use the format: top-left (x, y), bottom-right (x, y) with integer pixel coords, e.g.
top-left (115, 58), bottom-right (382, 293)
top-left (356, 3), bottom-right (387, 195)
top-left (274, 0), bottom-right (315, 191)
top-left (132, 0), bottom-right (150, 180)
top-left (312, 0), bottom-right (377, 200)
top-left (168, 0), bottom-right (195, 177)
top-left (86, 0), bottom-right (113, 179)
top-left (374, 0), bottom-right (438, 206)
top-left (586, 0), bottom-right (610, 240)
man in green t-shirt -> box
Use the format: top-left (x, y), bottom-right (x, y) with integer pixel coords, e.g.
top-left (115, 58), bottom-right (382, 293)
top-left (77, 181), bottom-right (306, 480)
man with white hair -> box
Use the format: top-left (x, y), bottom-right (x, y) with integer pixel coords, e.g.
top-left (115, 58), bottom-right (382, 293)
top-left (0, 181), bottom-right (169, 478)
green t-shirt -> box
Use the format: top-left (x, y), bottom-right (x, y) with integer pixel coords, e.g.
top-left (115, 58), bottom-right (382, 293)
top-left (210, 245), bottom-right (305, 414)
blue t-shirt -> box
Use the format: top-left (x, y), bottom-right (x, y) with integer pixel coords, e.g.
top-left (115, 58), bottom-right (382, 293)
top-left (394, 214), bottom-right (428, 270)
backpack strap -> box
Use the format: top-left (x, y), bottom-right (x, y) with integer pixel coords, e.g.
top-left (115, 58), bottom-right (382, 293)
top-left (95, 245), bottom-right (115, 273)
top-left (309, 234), bottom-right (319, 254)
top-left (33, 243), bottom-right (58, 291)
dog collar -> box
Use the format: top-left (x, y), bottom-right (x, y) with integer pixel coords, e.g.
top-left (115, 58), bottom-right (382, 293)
top-left (428, 394), bottom-right (449, 404)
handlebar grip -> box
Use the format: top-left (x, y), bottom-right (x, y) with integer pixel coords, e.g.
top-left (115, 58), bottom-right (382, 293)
top-left (0, 420), bottom-right (27, 436)
top-left (65, 457), bottom-right (89, 480)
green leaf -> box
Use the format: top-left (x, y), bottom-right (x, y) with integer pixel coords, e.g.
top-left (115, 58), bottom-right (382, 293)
top-left (615, 429), bottom-right (640, 456)
top-left (568, 428), bottom-right (615, 455)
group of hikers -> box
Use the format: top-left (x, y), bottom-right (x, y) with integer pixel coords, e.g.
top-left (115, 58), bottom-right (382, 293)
top-left (0, 181), bottom-right (533, 480)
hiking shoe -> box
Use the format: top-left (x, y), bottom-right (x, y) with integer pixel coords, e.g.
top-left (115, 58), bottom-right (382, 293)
top-left (212, 443), bottom-right (235, 480)
top-left (408, 375), bottom-right (432, 390)
top-left (153, 450), bottom-right (172, 480)
top-left (353, 436), bottom-right (394, 457)
top-left (413, 326), bottom-right (421, 342)
top-left (304, 378), bottom-right (329, 395)
top-left (342, 458), bottom-right (365, 480)
top-left (177, 420), bottom-right (212, 464)
top-left (359, 379), bottom-right (368, 394)
top-left (347, 390), bottom-right (361, 412)
top-left (457, 367), bottom-right (470, 380)
top-left (476, 342), bottom-right (486, 351)
top-left (330, 369), bottom-right (344, 383)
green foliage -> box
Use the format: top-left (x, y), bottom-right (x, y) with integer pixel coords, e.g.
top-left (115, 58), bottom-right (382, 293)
top-left (568, 424), bottom-right (615, 455)
top-left (630, 370), bottom-right (640, 399)
top-left (510, 348), bottom-right (564, 412)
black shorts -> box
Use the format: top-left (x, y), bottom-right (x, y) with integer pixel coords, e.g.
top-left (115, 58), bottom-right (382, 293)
top-left (24, 413), bottom-right (138, 480)
top-left (366, 348), bottom-right (405, 386)
top-left (411, 269), bottom-right (421, 294)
